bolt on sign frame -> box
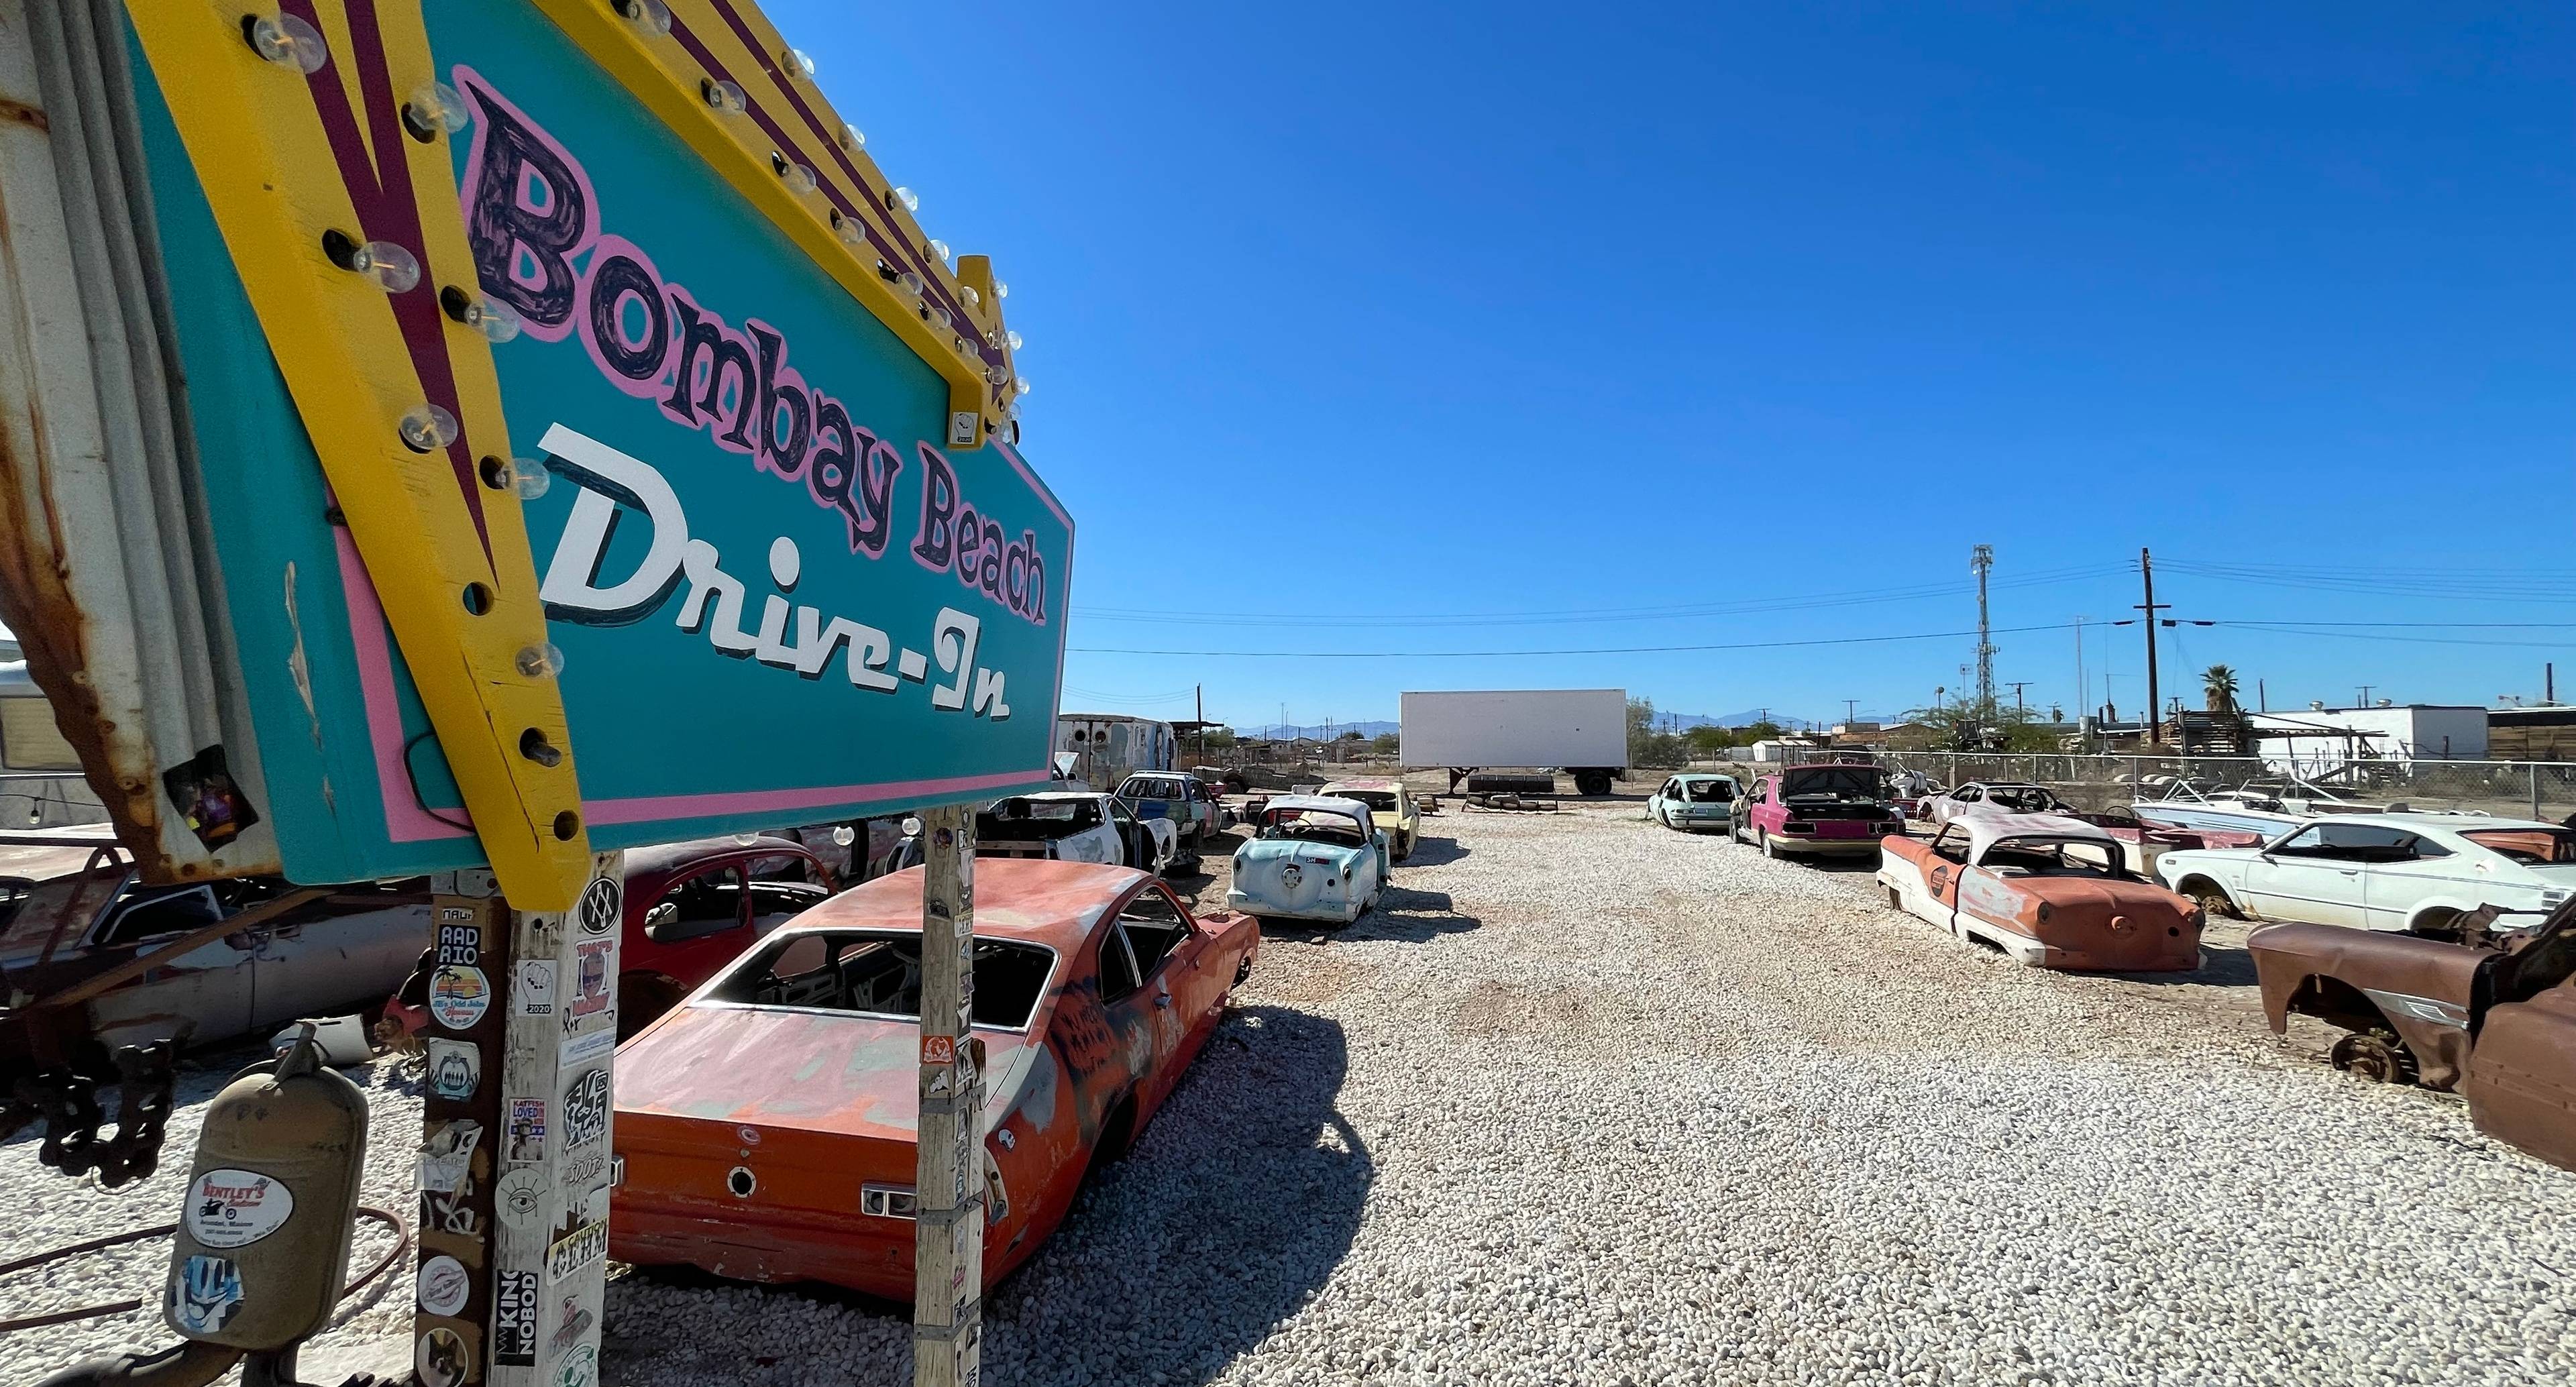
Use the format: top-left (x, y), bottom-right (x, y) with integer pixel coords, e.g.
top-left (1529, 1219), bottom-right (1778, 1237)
top-left (7, 0), bottom-right (1063, 913)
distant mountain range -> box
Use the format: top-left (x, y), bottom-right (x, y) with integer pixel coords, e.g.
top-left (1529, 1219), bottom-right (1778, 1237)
top-left (1247, 720), bottom-right (1401, 740)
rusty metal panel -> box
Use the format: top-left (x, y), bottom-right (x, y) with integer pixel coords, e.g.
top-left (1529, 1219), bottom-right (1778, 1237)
top-left (0, 0), bottom-right (276, 883)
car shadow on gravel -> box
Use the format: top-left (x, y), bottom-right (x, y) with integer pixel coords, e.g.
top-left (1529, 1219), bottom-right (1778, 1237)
top-left (1398, 834), bottom-right (1470, 867)
top-left (2102, 938), bottom-right (2260, 988)
top-left (981, 1005), bottom-right (1368, 1384)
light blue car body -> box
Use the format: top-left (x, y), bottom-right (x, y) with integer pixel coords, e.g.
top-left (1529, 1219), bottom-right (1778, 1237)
top-left (1649, 773), bottom-right (1741, 833)
top-left (1226, 795), bottom-right (1388, 925)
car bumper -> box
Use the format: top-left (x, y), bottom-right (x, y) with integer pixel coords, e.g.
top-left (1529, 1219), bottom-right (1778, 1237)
top-left (1670, 815), bottom-right (1731, 832)
top-left (1226, 889), bottom-right (1361, 924)
top-left (1767, 834), bottom-right (1885, 855)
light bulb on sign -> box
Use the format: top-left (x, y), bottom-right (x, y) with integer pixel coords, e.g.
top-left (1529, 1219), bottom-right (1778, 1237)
top-left (344, 240), bottom-right (421, 293)
top-left (398, 404), bottom-right (460, 453)
top-left (247, 13), bottom-right (328, 73)
top-left (927, 307), bottom-right (953, 331)
top-left (1012, 378), bottom-right (1030, 398)
top-left (836, 218), bottom-right (867, 247)
top-left (841, 122), bottom-right (865, 150)
top-left (462, 296), bottom-right (523, 342)
top-left (616, 0), bottom-right (674, 36)
top-left (404, 81), bottom-right (470, 136)
top-left (893, 186), bottom-right (919, 213)
top-left (788, 48), bottom-right (817, 77)
top-left (896, 270), bottom-right (924, 297)
top-left (515, 643), bottom-right (566, 678)
top-left (832, 825), bottom-right (856, 847)
top-left (960, 285), bottom-right (981, 307)
top-left (703, 79), bottom-right (747, 115)
top-left (1006, 331), bottom-right (1023, 351)
top-left (782, 162), bottom-right (818, 194)
top-left (504, 456), bottom-right (549, 498)
top-left (993, 280), bottom-right (1008, 300)
top-left (928, 239), bottom-right (951, 263)
top-left (983, 363), bottom-right (1010, 386)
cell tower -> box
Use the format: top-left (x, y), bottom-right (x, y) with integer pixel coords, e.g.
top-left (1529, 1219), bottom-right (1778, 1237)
top-left (1971, 544), bottom-right (1996, 708)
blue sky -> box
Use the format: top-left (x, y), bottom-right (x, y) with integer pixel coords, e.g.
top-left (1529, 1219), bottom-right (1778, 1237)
top-left (772, 1), bottom-right (2574, 730)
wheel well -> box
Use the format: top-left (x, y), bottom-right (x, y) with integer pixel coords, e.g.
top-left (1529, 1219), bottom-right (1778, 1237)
top-left (2286, 975), bottom-right (2392, 1036)
top-left (2173, 875), bottom-right (2231, 905)
top-left (2406, 905), bottom-right (2463, 939)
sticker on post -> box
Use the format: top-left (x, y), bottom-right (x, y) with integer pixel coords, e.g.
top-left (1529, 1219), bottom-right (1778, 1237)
top-left (416, 1254), bottom-right (471, 1317)
top-left (507, 1098), bottom-right (547, 1164)
top-left (550, 1294), bottom-right (596, 1357)
top-left (429, 964), bottom-right (491, 1030)
top-left (433, 921), bottom-right (482, 968)
top-left (417, 1325), bottom-right (470, 1387)
top-left (921, 1034), bottom-right (956, 1066)
top-left (496, 1167), bottom-right (547, 1229)
top-left (515, 959), bottom-right (558, 1016)
top-left (561, 1067), bottom-right (610, 1151)
top-left (557, 1341), bottom-right (599, 1387)
top-left (562, 1027), bottom-right (614, 1066)
top-left (546, 1215), bottom-right (609, 1283)
top-left (577, 875), bottom-right (621, 936)
top-left (568, 939), bottom-right (614, 1023)
top-left (183, 1167), bottom-right (292, 1249)
top-left (168, 1254), bottom-right (243, 1334)
top-left (492, 1268), bottom-right (539, 1366)
top-left (425, 1039), bottom-right (482, 1101)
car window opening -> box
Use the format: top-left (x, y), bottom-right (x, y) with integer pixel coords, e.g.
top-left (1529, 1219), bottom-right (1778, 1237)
top-left (1982, 838), bottom-right (2127, 880)
top-left (2461, 828), bottom-right (2576, 866)
top-left (1684, 781), bottom-right (1733, 802)
top-left (1118, 889), bottom-right (1191, 975)
top-left (1260, 810), bottom-right (1371, 848)
top-left (1338, 791), bottom-right (1399, 812)
top-left (708, 930), bottom-right (1053, 1030)
top-left (980, 797), bottom-right (1104, 839)
top-left (647, 866), bottom-right (745, 944)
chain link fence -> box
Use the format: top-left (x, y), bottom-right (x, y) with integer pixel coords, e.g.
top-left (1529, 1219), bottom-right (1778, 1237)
top-left (1737, 748), bottom-right (2576, 819)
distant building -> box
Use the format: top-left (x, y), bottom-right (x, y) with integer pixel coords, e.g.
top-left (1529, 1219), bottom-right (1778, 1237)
top-left (2249, 704), bottom-right (2487, 772)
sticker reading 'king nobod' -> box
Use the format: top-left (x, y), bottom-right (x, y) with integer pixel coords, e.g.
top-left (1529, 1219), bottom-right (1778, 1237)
top-left (493, 1268), bottom-right (540, 1366)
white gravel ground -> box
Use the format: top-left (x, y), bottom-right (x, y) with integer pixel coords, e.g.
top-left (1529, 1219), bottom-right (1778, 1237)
top-left (11, 803), bottom-right (2572, 1384)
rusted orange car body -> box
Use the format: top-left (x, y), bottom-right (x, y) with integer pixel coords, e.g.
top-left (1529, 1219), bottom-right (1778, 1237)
top-left (608, 859), bottom-right (1259, 1298)
top-left (1878, 812), bottom-right (2203, 970)
top-left (2249, 903), bottom-right (2576, 1172)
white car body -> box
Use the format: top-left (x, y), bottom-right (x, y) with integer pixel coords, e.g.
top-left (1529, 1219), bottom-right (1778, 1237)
top-left (976, 792), bottom-right (1177, 876)
top-left (1922, 781), bottom-right (2072, 830)
top-left (2153, 813), bottom-right (2576, 934)
top-left (1649, 773), bottom-right (1741, 833)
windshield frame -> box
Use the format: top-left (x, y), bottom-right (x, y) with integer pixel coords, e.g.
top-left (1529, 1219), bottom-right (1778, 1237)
top-left (692, 928), bottom-right (1061, 1033)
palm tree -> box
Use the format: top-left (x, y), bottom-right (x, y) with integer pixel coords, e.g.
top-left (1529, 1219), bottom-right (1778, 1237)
top-left (2202, 664), bottom-right (2241, 713)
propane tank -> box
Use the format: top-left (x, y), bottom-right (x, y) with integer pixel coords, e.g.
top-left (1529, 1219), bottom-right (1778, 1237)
top-left (161, 1024), bottom-right (369, 1351)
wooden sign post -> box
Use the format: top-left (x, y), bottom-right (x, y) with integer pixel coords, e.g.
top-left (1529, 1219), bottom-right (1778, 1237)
top-left (411, 854), bottom-right (624, 1387)
top-left (914, 804), bottom-right (983, 1387)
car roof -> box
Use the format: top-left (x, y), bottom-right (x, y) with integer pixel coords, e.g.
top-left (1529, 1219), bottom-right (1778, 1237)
top-left (787, 857), bottom-right (1146, 951)
top-left (1264, 794), bottom-right (1374, 818)
top-left (1672, 772), bottom-right (1734, 781)
top-left (2311, 813), bottom-right (2560, 833)
top-left (1949, 812), bottom-right (2118, 856)
top-left (1320, 777), bottom-right (1399, 791)
top-left (1961, 781), bottom-right (2047, 791)
top-left (623, 834), bottom-right (810, 881)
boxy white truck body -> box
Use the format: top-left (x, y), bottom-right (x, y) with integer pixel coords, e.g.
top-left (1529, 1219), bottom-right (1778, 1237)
top-left (1399, 689), bottom-right (1628, 796)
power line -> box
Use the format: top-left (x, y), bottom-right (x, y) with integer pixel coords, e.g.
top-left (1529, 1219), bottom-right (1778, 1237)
top-left (1069, 620), bottom-right (2088, 659)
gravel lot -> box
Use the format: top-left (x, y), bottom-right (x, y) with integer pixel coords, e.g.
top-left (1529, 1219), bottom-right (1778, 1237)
top-left (11, 799), bottom-right (2572, 1385)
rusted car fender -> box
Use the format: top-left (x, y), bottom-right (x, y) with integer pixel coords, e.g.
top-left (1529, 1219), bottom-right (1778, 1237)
top-left (2247, 921), bottom-right (2484, 1089)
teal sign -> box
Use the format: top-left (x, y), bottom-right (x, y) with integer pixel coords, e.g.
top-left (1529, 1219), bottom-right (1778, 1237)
top-left (127, 1), bottom-right (1067, 885)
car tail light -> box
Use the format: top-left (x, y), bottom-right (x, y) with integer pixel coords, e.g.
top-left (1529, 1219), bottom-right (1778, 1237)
top-left (861, 1183), bottom-right (918, 1219)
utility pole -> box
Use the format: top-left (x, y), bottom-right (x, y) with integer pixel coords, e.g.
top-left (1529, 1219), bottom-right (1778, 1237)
top-left (2257, 679), bottom-right (2267, 714)
top-left (914, 804), bottom-right (981, 1387)
top-left (2357, 685), bottom-right (2374, 709)
top-left (2005, 681), bottom-right (2031, 713)
top-left (1971, 544), bottom-right (1996, 709)
top-left (2073, 617), bottom-right (2087, 724)
top-left (2135, 548), bottom-right (2167, 745)
top-left (1195, 684), bottom-right (1203, 764)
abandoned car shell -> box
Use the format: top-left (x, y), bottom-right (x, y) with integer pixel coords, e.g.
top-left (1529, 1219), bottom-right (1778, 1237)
top-left (2247, 901), bottom-right (2576, 1172)
top-left (1733, 765), bottom-right (1898, 858)
top-left (1922, 781), bottom-right (2075, 830)
top-left (2156, 814), bottom-right (2576, 936)
top-left (978, 791), bottom-right (1177, 877)
top-left (1320, 778), bottom-right (1421, 861)
top-left (1226, 795), bottom-right (1388, 924)
top-left (608, 859), bottom-right (1261, 1297)
top-left (1880, 813), bottom-right (2204, 971)
top-left (1648, 773), bottom-right (1740, 834)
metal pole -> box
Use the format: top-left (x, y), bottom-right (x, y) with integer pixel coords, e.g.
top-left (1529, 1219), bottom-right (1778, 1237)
top-left (415, 852), bottom-right (623, 1387)
top-left (2532, 763), bottom-right (2542, 822)
top-left (2137, 547), bottom-right (2164, 748)
top-left (914, 803), bottom-right (983, 1387)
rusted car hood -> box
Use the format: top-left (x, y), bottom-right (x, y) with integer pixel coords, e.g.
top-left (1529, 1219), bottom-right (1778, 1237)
top-left (2246, 922), bottom-right (2484, 1036)
top-left (616, 1005), bottom-right (1036, 1139)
